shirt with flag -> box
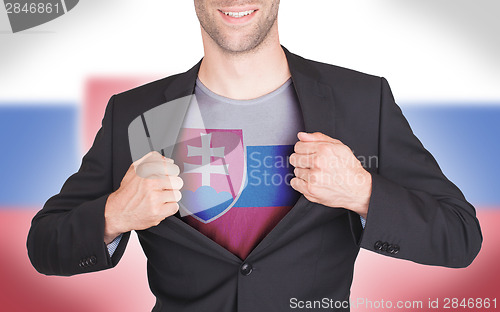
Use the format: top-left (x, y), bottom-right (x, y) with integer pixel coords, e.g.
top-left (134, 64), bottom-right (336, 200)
top-left (171, 77), bottom-right (305, 260)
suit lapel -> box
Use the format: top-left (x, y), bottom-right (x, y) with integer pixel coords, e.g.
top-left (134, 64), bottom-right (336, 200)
top-left (162, 60), bottom-right (201, 102)
top-left (246, 48), bottom-right (337, 258)
top-left (283, 47), bottom-right (336, 137)
top-left (160, 61), bottom-right (201, 158)
top-left (128, 61), bottom-right (201, 162)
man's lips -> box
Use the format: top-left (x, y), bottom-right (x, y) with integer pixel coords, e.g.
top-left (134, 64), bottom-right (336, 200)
top-left (218, 8), bottom-right (258, 24)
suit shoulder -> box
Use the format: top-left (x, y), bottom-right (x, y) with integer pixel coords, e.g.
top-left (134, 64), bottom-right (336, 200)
top-left (293, 53), bottom-right (382, 86)
top-left (104, 70), bottom-right (194, 126)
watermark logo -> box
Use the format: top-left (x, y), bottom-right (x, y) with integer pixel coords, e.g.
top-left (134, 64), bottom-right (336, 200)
top-left (128, 95), bottom-right (247, 224)
top-left (3, 0), bottom-right (78, 33)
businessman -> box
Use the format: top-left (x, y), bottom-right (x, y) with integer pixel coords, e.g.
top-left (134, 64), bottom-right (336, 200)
top-left (27, 1), bottom-right (482, 311)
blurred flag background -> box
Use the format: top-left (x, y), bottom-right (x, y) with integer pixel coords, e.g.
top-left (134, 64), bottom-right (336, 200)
top-left (1, 1), bottom-right (499, 311)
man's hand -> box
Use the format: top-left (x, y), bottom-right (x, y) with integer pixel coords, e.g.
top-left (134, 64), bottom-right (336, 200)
top-left (103, 151), bottom-right (183, 244)
top-left (289, 132), bottom-right (372, 219)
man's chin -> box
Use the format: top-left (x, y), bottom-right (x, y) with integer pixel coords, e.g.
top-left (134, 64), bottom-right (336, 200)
top-left (216, 36), bottom-right (266, 55)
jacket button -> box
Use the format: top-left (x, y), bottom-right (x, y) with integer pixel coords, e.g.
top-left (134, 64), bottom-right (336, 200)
top-left (89, 256), bottom-right (97, 265)
top-left (79, 259), bottom-right (87, 268)
top-left (393, 245), bottom-right (400, 254)
top-left (240, 263), bottom-right (253, 276)
top-left (387, 244), bottom-right (395, 254)
top-left (381, 242), bottom-right (389, 252)
top-left (374, 241), bottom-right (383, 250)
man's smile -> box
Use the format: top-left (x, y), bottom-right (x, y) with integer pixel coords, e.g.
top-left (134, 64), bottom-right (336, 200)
top-left (218, 7), bottom-right (259, 24)
top-left (220, 9), bottom-right (256, 18)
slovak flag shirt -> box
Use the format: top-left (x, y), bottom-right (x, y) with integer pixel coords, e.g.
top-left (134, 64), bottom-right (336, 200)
top-left (172, 78), bottom-right (305, 260)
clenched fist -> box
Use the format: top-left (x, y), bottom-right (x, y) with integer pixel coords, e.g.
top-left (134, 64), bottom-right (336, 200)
top-left (289, 132), bottom-right (372, 218)
top-left (104, 151), bottom-right (184, 244)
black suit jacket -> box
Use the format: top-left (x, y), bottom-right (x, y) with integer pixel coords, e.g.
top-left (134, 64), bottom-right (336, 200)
top-left (27, 47), bottom-right (482, 311)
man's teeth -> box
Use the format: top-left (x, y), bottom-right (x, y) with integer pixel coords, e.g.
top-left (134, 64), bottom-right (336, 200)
top-left (222, 10), bottom-right (255, 18)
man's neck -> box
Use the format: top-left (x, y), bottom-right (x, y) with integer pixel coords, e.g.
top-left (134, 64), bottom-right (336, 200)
top-left (198, 29), bottom-right (291, 100)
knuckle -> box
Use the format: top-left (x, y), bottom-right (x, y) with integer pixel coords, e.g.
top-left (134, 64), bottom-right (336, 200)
top-left (173, 190), bottom-right (182, 202)
top-left (137, 162), bottom-right (151, 171)
top-left (294, 156), bottom-right (303, 167)
top-left (162, 177), bottom-right (172, 189)
top-left (317, 144), bottom-right (329, 154)
top-left (335, 138), bottom-right (344, 145)
top-left (154, 192), bottom-right (166, 205)
top-left (293, 143), bottom-right (302, 153)
top-left (297, 156), bottom-right (306, 168)
top-left (160, 191), bottom-right (171, 203)
top-left (166, 202), bottom-right (179, 215)
top-left (305, 194), bottom-right (318, 203)
top-left (172, 176), bottom-right (184, 189)
top-left (309, 167), bottom-right (318, 175)
top-left (147, 151), bottom-right (162, 162)
top-left (136, 163), bottom-right (153, 178)
top-left (312, 156), bottom-right (322, 168)
top-left (340, 145), bottom-right (352, 156)
top-left (309, 171), bottom-right (319, 184)
top-left (153, 216), bottom-right (163, 226)
top-left (167, 163), bottom-right (180, 176)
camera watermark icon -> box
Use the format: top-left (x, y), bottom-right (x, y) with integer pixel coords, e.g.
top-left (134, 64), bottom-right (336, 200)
top-left (3, 0), bottom-right (78, 33)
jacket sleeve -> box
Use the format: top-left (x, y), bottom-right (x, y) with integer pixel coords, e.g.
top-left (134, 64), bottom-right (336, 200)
top-left (27, 95), bottom-right (131, 276)
top-left (357, 77), bottom-right (482, 268)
